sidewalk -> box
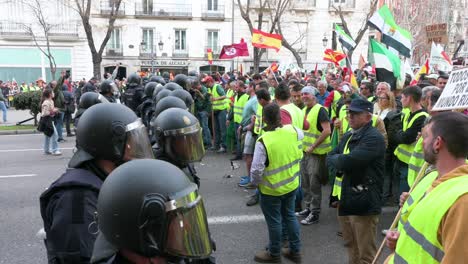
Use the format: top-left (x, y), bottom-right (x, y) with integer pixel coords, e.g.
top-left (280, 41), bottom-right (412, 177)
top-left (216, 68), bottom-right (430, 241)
top-left (0, 108), bottom-right (41, 135)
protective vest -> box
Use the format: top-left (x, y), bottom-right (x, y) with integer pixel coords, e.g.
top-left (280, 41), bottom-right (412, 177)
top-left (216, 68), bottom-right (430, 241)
top-left (281, 103), bottom-right (304, 130)
top-left (394, 111), bottom-right (429, 164)
top-left (331, 135), bottom-right (352, 200)
top-left (302, 104), bottom-right (332, 154)
top-left (367, 96), bottom-right (375, 102)
top-left (254, 103), bottom-right (264, 135)
top-left (389, 175), bottom-right (468, 264)
top-left (21, 85), bottom-right (29, 92)
top-left (210, 84), bottom-right (228, 111)
top-left (407, 137), bottom-right (425, 187)
top-left (339, 105), bottom-right (378, 135)
top-left (225, 89), bottom-right (235, 110)
top-left (257, 125), bottom-right (303, 196)
top-left (330, 91), bottom-right (342, 120)
top-left (233, 93), bottom-right (249, 124)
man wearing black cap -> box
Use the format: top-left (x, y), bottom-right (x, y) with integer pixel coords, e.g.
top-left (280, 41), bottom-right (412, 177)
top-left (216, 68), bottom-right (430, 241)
top-left (327, 98), bottom-right (385, 264)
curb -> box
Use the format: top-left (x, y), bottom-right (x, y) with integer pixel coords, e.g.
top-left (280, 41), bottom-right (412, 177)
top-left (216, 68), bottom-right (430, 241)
top-left (0, 129), bottom-right (40, 136)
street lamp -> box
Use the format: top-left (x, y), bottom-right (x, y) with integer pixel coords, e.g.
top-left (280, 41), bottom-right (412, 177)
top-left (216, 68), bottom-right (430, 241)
top-left (141, 40), bottom-right (164, 75)
top-left (322, 35), bottom-right (328, 48)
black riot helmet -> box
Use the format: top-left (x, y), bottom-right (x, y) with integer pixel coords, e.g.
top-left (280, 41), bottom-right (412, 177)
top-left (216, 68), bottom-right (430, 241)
top-left (152, 85), bottom-right (166, 100)
top-left (150, 75), bottom-right (166, 85)
top-left (127, 73), bottom-right (141, 86)
top-left (164, 82), bottom-right (183, 91)
top-left (188, 70), bottom-right (198, 77)
top-left (100, 80), bottom-right (118, 95)
top-left (75, 92), bottom-right (109, 118)
top-left (142, 76), bottom-right (150, 86)
top-left (173, 74), bottom-right (191, 90)
top-left (152, 108), bottom-right (205, 165)
top-left (97, 159), bottom-right (212, 258)
top-left (69, 103), bottom-right (154, 168)
top-left (144, 82), bottom-right (159, 98)
top-left (155, 88), bottom-right (171, 103)
top-left (162, 72), bottom-right (170, 83)
top-left (170, 89), bottom-right (194, 109)
top-left (153, 96), bottom-right (187, 117)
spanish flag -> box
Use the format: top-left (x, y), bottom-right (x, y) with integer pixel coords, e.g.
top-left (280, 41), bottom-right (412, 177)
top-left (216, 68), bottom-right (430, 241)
top-left (323, 49), bottom-right (346, 66)
top-left (252, 29), bottom-right (282, 52)
top-left (207, 48), bottom-right (213, 65)
top-left (410, 59), bottom-right (429, 85)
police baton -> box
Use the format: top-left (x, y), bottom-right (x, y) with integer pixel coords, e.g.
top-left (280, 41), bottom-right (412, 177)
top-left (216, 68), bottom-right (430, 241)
top-left (371, 162), bottom-right (430, 264)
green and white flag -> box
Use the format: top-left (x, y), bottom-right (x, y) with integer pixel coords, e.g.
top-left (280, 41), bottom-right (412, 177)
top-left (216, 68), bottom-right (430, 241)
top-left (368, 4), bottom-right (412, 58)
top-left (335, 24), bottom-right (356, 51)
top-left (370, 39), bottom-right (401, 90)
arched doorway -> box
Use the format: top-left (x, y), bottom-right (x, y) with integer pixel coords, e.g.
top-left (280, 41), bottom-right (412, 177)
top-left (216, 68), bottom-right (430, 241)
top-left (104, 65), bottom-right (127, 80)
top-left (199, 65), bottom-right (225, 74)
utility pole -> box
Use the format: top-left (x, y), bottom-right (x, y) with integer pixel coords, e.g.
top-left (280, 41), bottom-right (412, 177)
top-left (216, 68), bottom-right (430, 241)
top-left (231, 0), bottom-right (235, 71)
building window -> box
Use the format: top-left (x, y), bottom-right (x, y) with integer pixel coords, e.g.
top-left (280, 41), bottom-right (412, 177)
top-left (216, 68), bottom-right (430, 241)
top-left (109, 28), bottom-right (121, 49)
top-left (207, 0), bottom-right (218, 11)
top-left (207, 30), bottom-right (219, 52)
top-left (333, 0), bottom-right (346, 3)
top-left (142, 28), bottom-right (154, 51)
top-left (175, 29), bottom-right (187, 50)
top-left (143, 0), bottom-right (153, 14)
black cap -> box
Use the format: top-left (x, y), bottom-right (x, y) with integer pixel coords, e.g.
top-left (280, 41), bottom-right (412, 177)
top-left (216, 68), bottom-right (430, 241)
top-left (348, 98), bottom-right (373, 113)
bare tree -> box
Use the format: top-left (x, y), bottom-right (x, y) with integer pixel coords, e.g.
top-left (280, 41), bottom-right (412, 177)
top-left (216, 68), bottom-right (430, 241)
top-left (62, 0), bottom-right (122, 80)
top-left (20, 0), bottom-right (58, 80)
top-left (332, 0), bottom-right (379, 64)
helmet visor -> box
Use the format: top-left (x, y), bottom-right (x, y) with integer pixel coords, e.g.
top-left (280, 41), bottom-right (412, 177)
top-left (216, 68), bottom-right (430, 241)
top-left (164, 123), bottom-right (205, 163)
top-left (164, 191), bottom-right (212, 258)
top-left (124, 119), bottom-right (155, 160)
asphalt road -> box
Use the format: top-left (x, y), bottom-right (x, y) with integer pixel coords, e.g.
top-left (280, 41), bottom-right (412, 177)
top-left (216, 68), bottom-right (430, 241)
top-left (0, 133), bottom-right (395, 263)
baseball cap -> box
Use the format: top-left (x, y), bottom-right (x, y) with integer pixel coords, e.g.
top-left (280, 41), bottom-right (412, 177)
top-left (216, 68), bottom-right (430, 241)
top-left (426, 73), bottom-right (439, 79)
top-left (201, 76), bottom-right (214, 83)
top-left (301, 86), bottom-right (318, 96)
top-left (348, 98), bottom-right (373, 113)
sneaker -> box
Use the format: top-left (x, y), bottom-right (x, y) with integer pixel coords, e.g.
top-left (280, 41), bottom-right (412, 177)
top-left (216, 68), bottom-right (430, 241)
top-left (295, 208), bottom-right (311, 217)
top-left (281, 248), bottom-right (302, 263)
top-left (300, 212), bottom-right (319, 225)
top-left (44, 151), bottom-right (52, 155)
top-left (58, 138), bottom-right (66, 143)
top-left (254, 250), bottom-right (280, 263)
top-left (207, 146), bottom-right (217, 151)
top-left (238, 177), bottom-right (251, 187)
top-left (241, 175), bottom-right (249, 180)
top-left (246, 194), bottom-right (259, 206)
top-left (66, 133), bottom-right (75, 137)
top-left (217, 147), bottom-right (226, 153)
top-left (51, 151), bottom-right (62, 156)
top-left (243, 182), bottom-right (257, 189)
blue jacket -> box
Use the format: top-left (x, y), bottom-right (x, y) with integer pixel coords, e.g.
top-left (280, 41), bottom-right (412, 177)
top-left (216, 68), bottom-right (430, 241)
top-left (40, 168), bottom-right (103, 264)
top-left (327, 122), bottom-right (385, 216)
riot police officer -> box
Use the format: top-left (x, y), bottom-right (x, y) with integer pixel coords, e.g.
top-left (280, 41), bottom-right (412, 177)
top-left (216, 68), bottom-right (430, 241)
top-left (150, 75), bottom-right (166, 86)
top-left (74, 92), bottom-right (109, 128)
top-left (40, 103), bottom-right (154, 264)
top-left (91, 159), bottom-right (214, 264)
top-left (99, 79), bottom-right (119, 103)
top-left (151, 107), bottom-right (205, 187)
top-left (123, 73), bottom-right (145, 112)
top-left (137, 82), bottom-right (160, 127)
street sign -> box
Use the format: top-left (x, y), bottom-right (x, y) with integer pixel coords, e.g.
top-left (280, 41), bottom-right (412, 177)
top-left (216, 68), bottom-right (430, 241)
top-left (432, 67), bottom-right (468, 111)
top-left (425, 23), bottom-right (448, 44)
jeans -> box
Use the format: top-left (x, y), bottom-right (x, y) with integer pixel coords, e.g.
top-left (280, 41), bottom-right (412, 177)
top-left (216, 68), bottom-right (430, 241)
top-left (0, 101), bottom-right (7, 122)
top-left (213, 110), bottom-right (227, 149)
top-left (54, 111), bottom-right (65, 140)
top-left (63, 111), bottom-right (72, 135)
top-left (260, 189), bottom-right (301, 256)
top-left (393, 159), bottom-right (409, 196)
top-left (44, 122), bottom-right (59, 153)
top-left (197, 111), bottom-right (212, 147)
top-left (234, 123), bottom-right (242, 157)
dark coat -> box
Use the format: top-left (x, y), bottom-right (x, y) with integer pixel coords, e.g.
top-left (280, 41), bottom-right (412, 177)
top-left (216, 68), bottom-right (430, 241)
top-left (327, 122), bottom-right (385, 216)
top-left (40, 168), bottom-right (103, 264)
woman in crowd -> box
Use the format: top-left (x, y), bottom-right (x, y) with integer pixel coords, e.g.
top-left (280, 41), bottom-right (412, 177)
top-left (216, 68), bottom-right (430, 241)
top-left (40, 89), bottom-right (62, 156)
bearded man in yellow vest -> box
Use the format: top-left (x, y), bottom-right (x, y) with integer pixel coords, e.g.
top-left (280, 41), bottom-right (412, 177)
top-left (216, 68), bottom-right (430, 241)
top-left (296, 86), bottom-right (331, 225)
top-left (327, 98), bottom-right (385, 264)
top-left (250, 103), bottom-right (303, 263)
top-left (393, 86), bottom-right (428, 196)
top-left (385, 112), bottom-right (468, 264)
top-left (202, 75), bottom-right (228, 153)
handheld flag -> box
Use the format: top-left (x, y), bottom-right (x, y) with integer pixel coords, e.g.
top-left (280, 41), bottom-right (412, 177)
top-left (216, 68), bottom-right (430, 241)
top-left (207, 48), bottom-right (213, 65)
top-left (335, 24), bottom-right (356, 51)
top-left (323, 49), bottom-right (346, 66)
top-left (410, 59), bottom-right (429, 85)
top-left (252, 29), bottom-right (282, 52)
top-left (368, 4), bottom-right (412, 58)
top-left (219, 39), bottom-right (249, 59)
top-left (370, 39), bottom-right (401, 90)
top-left (430, 42), bottom-right (453, 72)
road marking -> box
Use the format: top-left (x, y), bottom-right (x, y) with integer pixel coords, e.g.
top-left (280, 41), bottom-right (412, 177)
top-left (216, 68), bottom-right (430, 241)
top-left (0, 147), bottom-right (74, 153)
top-left (208, 214), bottom-right (265, 224)
top-left (0, 174), bottom-right (37, 179)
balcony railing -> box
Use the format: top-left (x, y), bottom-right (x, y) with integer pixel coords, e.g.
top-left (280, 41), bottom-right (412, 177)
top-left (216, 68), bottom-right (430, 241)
top-left (135, 3), bottom-right (192, 19)
top-left (100, 0), bottom-right (126, 16)
top-left (0, 21), bottom-right (32, 38)
top-left (292, 0), bottom-right (316, 10)
top-left (49, 23), bottom-right (79, 39)
top-left (329, 0), bottom-right (355, 10)
top-left (201, 4), bottom-right (225, 20)
top-left (173, 48), bottom-right (189, 58)
top-left (105, 46), bottom-right (123, 57)
top-left (139, 45), bottom-right (161, 57)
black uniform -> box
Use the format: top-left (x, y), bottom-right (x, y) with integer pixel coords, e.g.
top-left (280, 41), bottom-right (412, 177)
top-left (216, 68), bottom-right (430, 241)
top-left (123, 84), bottom-right (144, 112)
top-left (40, 167), bottom-right (103, 263)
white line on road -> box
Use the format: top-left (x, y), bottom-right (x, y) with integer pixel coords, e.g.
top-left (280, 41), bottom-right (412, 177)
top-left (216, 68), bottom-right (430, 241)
top-left (0, 174), bottom-right (37, 179)
top-left (208, 214), bottom-right (265, 224)
top-left (0, 147), bottom-right (74, 153)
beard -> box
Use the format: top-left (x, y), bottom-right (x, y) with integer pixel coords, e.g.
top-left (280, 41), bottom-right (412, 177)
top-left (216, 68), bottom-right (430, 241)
top-left (423, 145), bottom-right (437, 164)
